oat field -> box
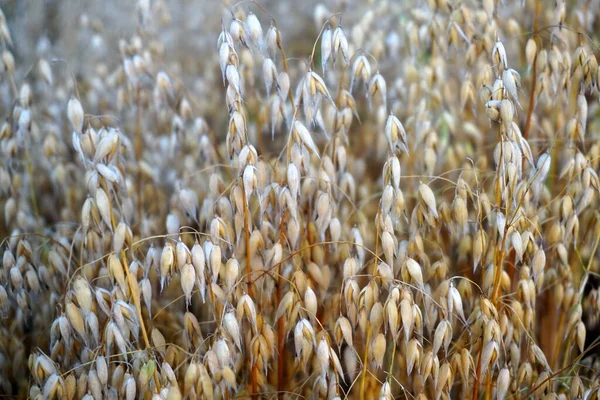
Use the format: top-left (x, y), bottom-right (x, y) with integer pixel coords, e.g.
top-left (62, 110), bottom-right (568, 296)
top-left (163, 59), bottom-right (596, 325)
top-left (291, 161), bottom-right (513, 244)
top-left (1, 0), bottom-right (600, 398)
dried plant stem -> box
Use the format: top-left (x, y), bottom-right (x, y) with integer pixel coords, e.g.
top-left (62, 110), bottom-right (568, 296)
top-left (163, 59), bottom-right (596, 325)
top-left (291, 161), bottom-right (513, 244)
top-left (359, 325), bottom-right (372, 400)
top-left (551, 309), bottom-right (566, 369)
top-left (561, 343), bottom-right (573, 370)
top-left (330, 131), bottom-right (337, 163)
top-left (472, 341), bottom-right (483, 400)
top-left (485, 372), bottom-right (492, 400)
top-left (507, 249), bottom-right (517, 291)
top-left (276, 211), bottom-right (288, 400)
top-left (251, 363), bottom-right (259, 399)
top-left (387, 338), bottom-right (397, 379)
top-left (371, 224), bottom-right (380, 277)
top-left (242, 181), bottom-right (253, 297)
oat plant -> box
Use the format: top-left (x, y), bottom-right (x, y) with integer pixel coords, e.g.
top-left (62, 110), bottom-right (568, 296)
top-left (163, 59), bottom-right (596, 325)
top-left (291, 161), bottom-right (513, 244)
top-left (1, 0), bottom-right (600, 399)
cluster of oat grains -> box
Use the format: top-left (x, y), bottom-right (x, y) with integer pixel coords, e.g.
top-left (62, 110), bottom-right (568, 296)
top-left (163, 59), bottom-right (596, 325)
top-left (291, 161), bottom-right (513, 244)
top-left (1, 0), bottom-right (600, 398)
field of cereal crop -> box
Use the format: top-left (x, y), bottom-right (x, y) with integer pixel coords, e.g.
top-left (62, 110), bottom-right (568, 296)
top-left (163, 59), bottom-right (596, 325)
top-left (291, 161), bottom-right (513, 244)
top-left (1, 0), bottom-right (600, 398)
